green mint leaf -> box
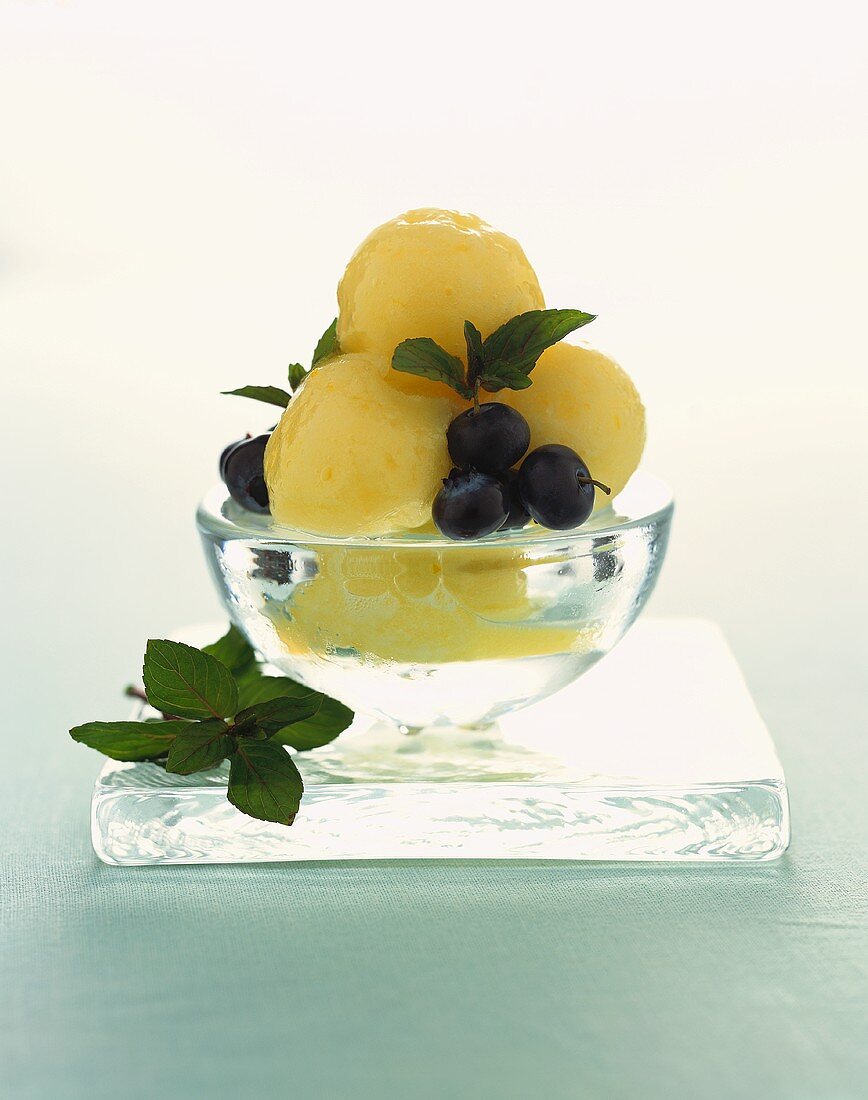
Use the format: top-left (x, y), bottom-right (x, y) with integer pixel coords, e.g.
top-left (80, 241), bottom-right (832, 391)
top-left (464, 320), bottom-right (485, 389)
top-left (143, 640), bottom-right (238, 720)
top-left (228, 740), bottom-right (304, 826)
top-left (312, 318), bottom-right (340, 367)
top-left (228, 713), bottom-right (268, 740)
top-left (234, 694), bottom-right (323, 737)
top-left (271, 695), bottom-right (354, 751)
top-left (234, 672), bottom-right (301, 710)
top-left (221, 385), bottom-right (291, 409)
top-left (234, 675), bottom-right (353, 750)
top-left (165, 719), bottom-right (232, 774)
top-left (392, 338), bottom-right (473, 399)
top-left (478, 364), bottom-right (534, 393)
top-left (287, 363), bottom-right (307, 391)
top-left (202, 624), bottom-right (257, 676)
top-left (69, 719), bottom-right (191, 761)
top-left (482, 309), bottom-right (596, 377)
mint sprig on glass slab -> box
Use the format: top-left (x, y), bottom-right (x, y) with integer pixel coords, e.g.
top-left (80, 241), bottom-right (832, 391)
top-left (70, 626), bottom-right (353, 826)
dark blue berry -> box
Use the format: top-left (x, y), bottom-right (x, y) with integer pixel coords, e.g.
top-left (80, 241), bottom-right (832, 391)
top-left (446, 403), bottom-right (530, 475)
top-left (223, 434), bottom-right (271, 513)
top-left (433, 468), bottom-right (509, 541)
top-left (517, 444), bottom-right (609, 530)
top-left (220, 437), bottom-right (246, 480)
top-left (499, 468), bottom-right (531, 531)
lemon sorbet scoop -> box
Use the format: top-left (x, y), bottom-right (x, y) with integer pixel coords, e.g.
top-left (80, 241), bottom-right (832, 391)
top-left (501, 343), bottom-right (646, 508)
top-left (336, 208), bottom-right (545, 395)
top-left (264, 352), bottom-right (459, 537)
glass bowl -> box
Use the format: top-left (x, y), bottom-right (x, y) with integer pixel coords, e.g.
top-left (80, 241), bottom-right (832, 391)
top-left (197, 473), bottom-right (673, 731)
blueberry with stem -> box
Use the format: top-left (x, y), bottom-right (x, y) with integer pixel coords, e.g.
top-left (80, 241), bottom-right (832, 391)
top-left (517, 444), bottom-right (610, 530)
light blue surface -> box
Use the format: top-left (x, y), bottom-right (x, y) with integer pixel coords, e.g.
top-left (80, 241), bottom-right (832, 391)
top-left (3, 612), bottom-right (867, 1098)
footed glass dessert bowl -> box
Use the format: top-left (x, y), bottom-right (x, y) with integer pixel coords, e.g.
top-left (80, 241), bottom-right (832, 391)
top-left (92, 477), bottom-right (790, 864)
top-left (197, 472), bottom-right (674, 731)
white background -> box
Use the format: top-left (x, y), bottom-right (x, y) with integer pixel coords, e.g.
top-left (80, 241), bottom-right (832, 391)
top-left (1, 1), bottom-right (866, 722)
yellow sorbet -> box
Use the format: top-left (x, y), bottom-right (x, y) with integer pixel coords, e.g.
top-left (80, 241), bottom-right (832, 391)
top-left (266, 545), bottom-right (597, 665)
top-left (501, 343), bottom-right (646, 508)
top-left (337, 208), bottom-right (544, 397)
top-left (264, 352), bottom-right (461, 537)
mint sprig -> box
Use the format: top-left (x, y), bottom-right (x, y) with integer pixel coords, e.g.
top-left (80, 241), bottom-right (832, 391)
top-left (69, 625), bottom-right (354, 827)
top-left (392, 338), bottom-right (473, 400)
top-left (222, 318), bottom-right (340, 409)
top-left (392, 308), bottom-right (596, 403)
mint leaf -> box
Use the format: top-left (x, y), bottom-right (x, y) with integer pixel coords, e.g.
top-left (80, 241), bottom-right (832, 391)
top-left (235, 694), bottom-right (323, 737)
top-left (236, 674), bottom-right (352, 746)
top-left (312, 318), bottom-right (340, 367)
top-left (477, 363), bottom-right (534, 393)
top-left (228, 741), bottom-right (304, 825)
top-left (143, 640), bottom-right (238, 720)
top-left (272, 695), bottom-right (354, 751)
top-left (464, 321), bottom-right (485, 389)
top-left (233, 666), bottom-right (269, 710)
top-left (482, 309), bottom-right (596, 376)
top-left (70, 719), bottom-right (191, 761)
top-left (392, 338), bottom-right (473, 399)
top-left (287, 363), bottom-right (307, 391)
top-left (221, 385), bottom-right (291, 408)
top-left (234, 672), bottom-right (302, 710)
top-left (234, 676), bottom-right (351, 749)
top-left (202, 624), bottom-right (257, 676)
top-left (165, 719), bottom-right (232, 774)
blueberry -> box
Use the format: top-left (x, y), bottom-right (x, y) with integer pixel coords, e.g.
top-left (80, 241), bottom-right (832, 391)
top-left (220, 432), bottom-right (257, 480)
top-left (220, 439), bottom-right (243, 480)
top-left (517, 444), bottom-right (610, 530)
top-left (499, 468), bottom-right (531, 531)
top-left (433, 468), bottom-right (509, 541)
top-left (446, 403), bottom-right (531, 475)
top-left (223, 434), bottom-right (271, 513)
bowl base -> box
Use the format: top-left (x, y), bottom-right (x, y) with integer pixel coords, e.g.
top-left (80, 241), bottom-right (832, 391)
top-left (91, 619), bottom-right (790, 865)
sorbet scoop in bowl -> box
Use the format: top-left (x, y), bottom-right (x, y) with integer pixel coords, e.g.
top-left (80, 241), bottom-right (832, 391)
top-left (198, 474), bottom-right (672, 731)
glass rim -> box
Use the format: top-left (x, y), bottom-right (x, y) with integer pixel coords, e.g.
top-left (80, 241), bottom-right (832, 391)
top-left (196, 472), bottom-right (673, 550)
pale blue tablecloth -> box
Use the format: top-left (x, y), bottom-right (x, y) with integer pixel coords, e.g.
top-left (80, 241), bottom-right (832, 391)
top-left (3, 610), bottom-right (867, 1099)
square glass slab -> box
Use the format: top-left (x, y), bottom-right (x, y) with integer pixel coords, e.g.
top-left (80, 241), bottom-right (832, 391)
top-left (91, 619), bottom-right (790, 864)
